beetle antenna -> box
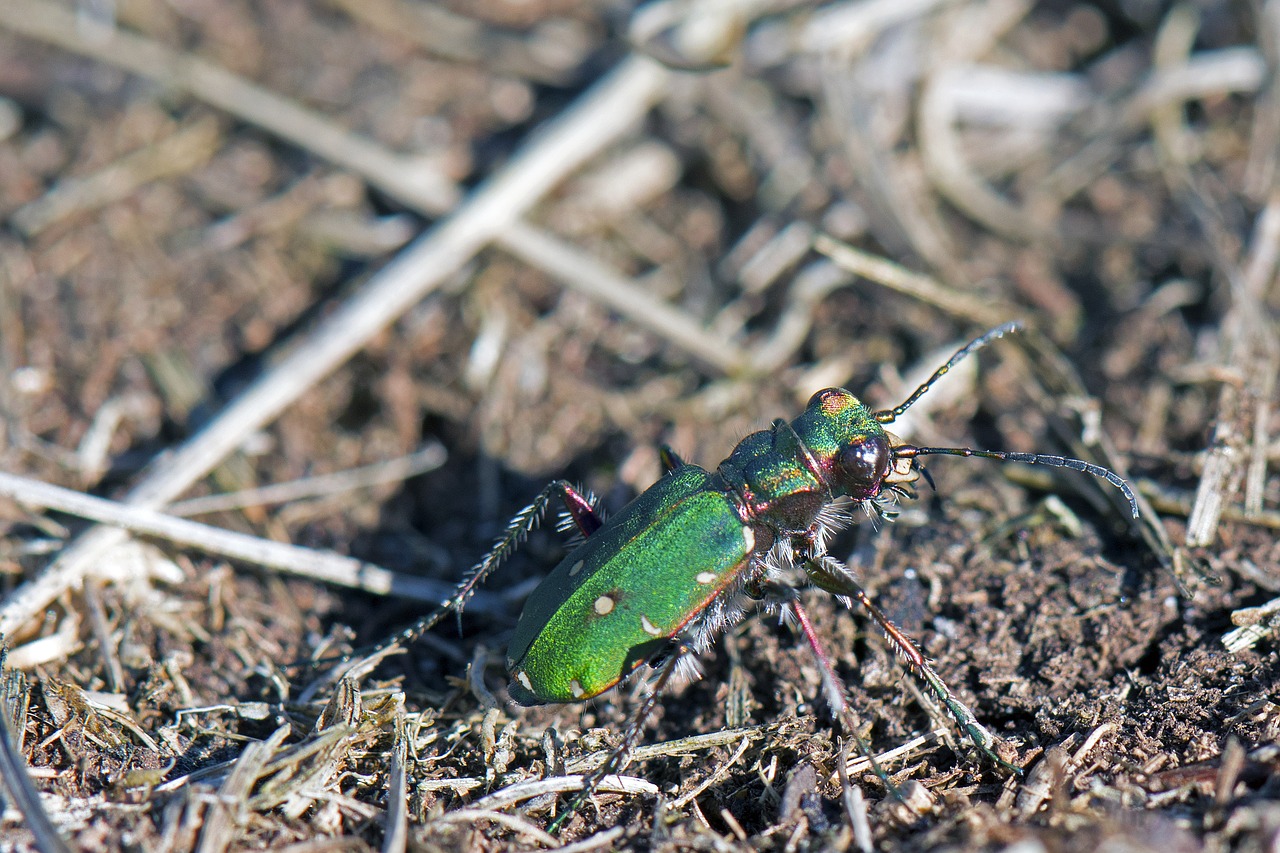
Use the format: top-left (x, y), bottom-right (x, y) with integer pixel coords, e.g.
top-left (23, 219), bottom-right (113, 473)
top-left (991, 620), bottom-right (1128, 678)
top-left (893, 444), bottom-right (1139, 518)
top-left (916, 461), bottom-right (936, 492)
top-left (874, 322), bottom-right (1022, 425)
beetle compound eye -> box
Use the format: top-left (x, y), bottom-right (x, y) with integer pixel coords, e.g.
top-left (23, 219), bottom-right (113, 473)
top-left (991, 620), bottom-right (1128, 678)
top-left (835, 435), bottom-right (890, 497)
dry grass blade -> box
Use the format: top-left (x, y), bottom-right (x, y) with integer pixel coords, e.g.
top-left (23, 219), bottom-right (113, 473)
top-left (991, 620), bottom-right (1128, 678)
top-left (470, 775), bottom-right (661, 811)
top-left (0, 656), bottom-right (71, 853)
top-left (1186, 196), bottom-right (1280, 548)
top-left (422, 809), bottom-right (558, 846)
top-left (814, 235), bottom-right (1012, 327)
top-left (382, 720), bottom-right (408, 853)
top-left (0, 471), bottom-right (496, 609)
top-left (667, 734), bottom-right (753, 810)
top-left (168, 445), bottom-right (446, 517)
top-left (11, 118), bottom-right (222, 236)
top-left (499, 221), bottom-right (751, 374)
top-left (195, 725), bottom-right (291, 853)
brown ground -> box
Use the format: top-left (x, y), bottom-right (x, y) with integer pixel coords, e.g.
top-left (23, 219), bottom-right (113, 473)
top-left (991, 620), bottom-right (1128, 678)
top-left (0, 1), bottom-right (1277, 851)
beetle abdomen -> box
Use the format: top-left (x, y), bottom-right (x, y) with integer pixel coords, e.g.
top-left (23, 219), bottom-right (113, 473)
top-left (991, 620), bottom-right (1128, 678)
top-left (507, 466), bottom-right (752, 705)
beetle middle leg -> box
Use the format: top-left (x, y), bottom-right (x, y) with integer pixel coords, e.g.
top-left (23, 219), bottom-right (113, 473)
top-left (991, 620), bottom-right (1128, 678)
top-left (547, 641), bottom-right (689, 834)
top-left (801, 554), bottom-right (1018, 772)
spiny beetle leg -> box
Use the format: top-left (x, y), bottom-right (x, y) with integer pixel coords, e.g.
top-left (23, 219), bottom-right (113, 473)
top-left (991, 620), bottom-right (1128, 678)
top-left (546, 643), bottom-right (689, 834)
top-left (741, 582), bottom-right (899, 794)
top-left (788, 598), bottom-right (898, 791)
top-left (372, 479), bottom-right (578, 655)
top-left (802, 554), bottom-right (1021, 774)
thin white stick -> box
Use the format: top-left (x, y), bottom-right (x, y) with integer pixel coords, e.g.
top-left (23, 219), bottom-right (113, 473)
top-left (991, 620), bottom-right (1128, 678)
top-left (0, 471), bottom-right (494, 609)
top-left (168, 444), bottom-right (446, 517)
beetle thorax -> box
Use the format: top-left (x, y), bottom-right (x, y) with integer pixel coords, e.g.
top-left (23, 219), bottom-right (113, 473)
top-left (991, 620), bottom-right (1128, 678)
top-left (715, 421), bottom-right (826, 535)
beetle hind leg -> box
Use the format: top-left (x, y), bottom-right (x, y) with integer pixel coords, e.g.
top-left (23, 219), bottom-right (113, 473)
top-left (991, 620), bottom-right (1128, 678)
top-left (364, 479), bottom-right (586, 659)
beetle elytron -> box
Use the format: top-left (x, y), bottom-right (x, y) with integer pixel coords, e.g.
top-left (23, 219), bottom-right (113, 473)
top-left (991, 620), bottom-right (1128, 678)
top-left (385, 322), bottom-right (1139, 827)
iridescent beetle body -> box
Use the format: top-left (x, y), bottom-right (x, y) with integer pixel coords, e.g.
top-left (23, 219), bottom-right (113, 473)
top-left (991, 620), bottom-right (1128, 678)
top-left (383, 323), bottom-right (1140, 831)
top-left (506, 387), bottom-right (912, 706)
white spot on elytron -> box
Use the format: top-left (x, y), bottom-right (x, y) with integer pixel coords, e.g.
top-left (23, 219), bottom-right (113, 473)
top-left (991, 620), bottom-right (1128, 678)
top-left (569, 679), bottom-right (585, 699)
top-left (743, 527), bottom-right (755, 551)
top-left (695, 571), bottom-right (717, 584)
top-left (515, 671), bottom-right (533, 691)
top-left (568, 559), bottom-right (585, 576)
top-left (593, 594), bottom-right (615, 615)
top-left (641, 615), bottom-right (663, 637)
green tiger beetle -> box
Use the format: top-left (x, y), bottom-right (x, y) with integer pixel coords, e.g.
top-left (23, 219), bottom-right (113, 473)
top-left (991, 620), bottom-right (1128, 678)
top-left (385, 322), bottom-right (1138, 831)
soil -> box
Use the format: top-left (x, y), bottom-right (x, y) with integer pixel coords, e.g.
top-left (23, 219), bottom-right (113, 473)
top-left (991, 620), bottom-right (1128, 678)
top-left (0, 1), bottom-right (1277, 851)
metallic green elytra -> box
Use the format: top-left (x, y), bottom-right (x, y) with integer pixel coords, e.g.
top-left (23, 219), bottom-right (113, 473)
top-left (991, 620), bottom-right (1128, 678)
top-left (506, 465), bottom-right (752, 704)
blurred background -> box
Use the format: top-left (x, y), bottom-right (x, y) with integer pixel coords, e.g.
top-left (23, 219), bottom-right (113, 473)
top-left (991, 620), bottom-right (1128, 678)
top-left (0, 0), bottom-right (1277, 849)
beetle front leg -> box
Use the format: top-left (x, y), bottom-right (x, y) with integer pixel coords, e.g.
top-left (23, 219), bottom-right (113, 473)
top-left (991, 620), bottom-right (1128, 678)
top-left (801, 554), bottom-right (1019, 773)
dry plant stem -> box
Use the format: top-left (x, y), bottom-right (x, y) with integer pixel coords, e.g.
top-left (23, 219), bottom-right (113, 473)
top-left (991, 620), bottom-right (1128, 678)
top-left (1184, 200), bottom-right (1280, 547)
top-left (919, 67), bottom-right (1046, 242)
top-left (0, 471), bottom-right (497, 611)
top-left (1045, 47), bottom-right (1264, 206)
top-left (11, 117), bottom-right (222, 236)
top-left (566, 726), bottom-right (768, 772)
top-left (837, 740), bottom-right (874, 853)
top-left (0, 56), bottom-right (670, 639)
top-left (796, 0), bottom-right (954, 55)
top-left (382, 726), bottom-right (408, 853)
top-left (813, 234), bottom-right (1012, 327)
top-left (469, 774), bottom-right (660, 810)
top-left (167, 444), bottom-right (447, 517)
top-left (499, 221), bottom-right (750, 373)
top-left (195, 725), bottom-right (291, 853)
top-left (1243, 0), bottom-right (1280, 198)
top-left (819, 63), bottom-right (959, 276)
top-left (323, 0), bottom-right (575, 85)
top-left (1240, 194), bottom-right (1280, 516)
top-left (0, 661), bottom-right (71, 853)
top-left (0, 0), bottom-right (459, 215)
top-left (423, 810), bottom-right (558, 845)
top-left (551, 826), bottom-right (628, 853)
top-left (919, 0), bottom-right (1063, 244)
top-left (667, 735), bottom-right (753, 810)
